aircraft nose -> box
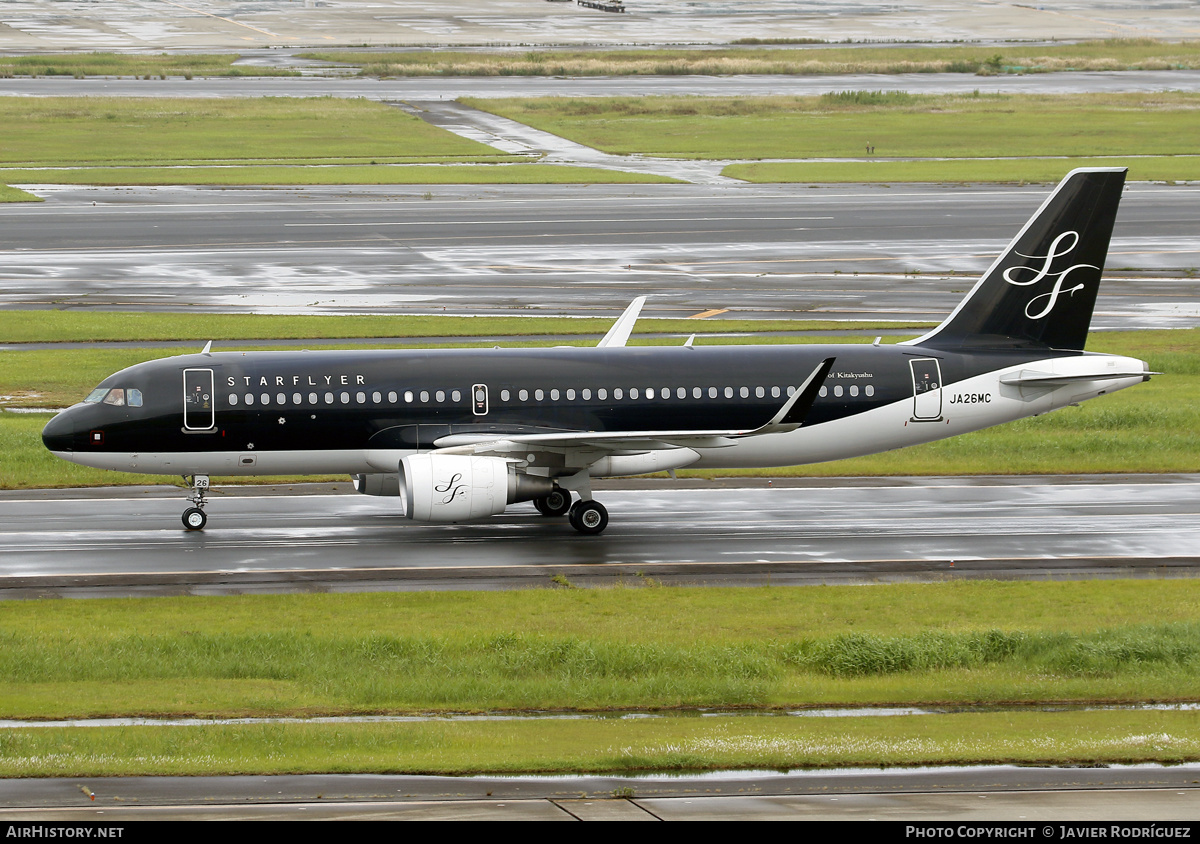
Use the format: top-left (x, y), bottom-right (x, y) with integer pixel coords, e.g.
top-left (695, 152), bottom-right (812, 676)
top-left (42, 410), bottom-right (76, 453)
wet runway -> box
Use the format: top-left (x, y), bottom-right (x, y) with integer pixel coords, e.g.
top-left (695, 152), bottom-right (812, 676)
top-left (3, 765), bottom-right (1200, 821)
top-left (3, 476), bottom-right (1198, 597)
top-left (3, 182), bottom-right (1198, 326)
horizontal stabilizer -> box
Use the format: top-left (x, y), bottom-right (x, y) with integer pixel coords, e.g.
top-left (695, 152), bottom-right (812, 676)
top-left (1000, 369), bottom-right (1153, 386)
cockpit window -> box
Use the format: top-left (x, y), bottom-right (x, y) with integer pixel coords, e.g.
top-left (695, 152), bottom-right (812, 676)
top-left (85, 388), bottom-right (108, 403)
top-left (127, 389), bottom-right (143, 408)
top-left (103, 389), bottom-right (125, 407)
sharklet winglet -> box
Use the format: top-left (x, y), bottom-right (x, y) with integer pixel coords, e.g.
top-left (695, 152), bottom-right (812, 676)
top-left (597, 296), bottom-right (646, 348)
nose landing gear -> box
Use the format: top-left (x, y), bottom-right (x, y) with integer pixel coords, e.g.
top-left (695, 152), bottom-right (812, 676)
top-left (182, 474), bottom-right (210, 531)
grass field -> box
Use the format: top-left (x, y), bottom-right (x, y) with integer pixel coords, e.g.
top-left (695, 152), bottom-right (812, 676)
top-left (0, 53), bottom-right (298, 78)
top-left (2, 582), bottom-right (1199, 775)
top-left (466, 92), bottom-right (1199, 159)
top-left (0, 96), bottom-right (687, 185)
top-left (0, 96), bottom-right (501, 170)
top-left (0, 184), bottom-right (38, 202)
top-left (303, 39), bottom-right (1200, 78)
top-left (2, 327), bottom-right (1196, 487)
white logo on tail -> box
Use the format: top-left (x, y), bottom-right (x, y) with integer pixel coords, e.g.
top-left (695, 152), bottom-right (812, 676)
top-left (1003, 231), bottom-right (1097, 319)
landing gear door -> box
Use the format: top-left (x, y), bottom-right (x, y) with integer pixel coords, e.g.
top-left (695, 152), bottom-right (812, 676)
top-left (910, 358), bottom-right (943, 421)
top-left (183, 368), bottom-right (215, 431)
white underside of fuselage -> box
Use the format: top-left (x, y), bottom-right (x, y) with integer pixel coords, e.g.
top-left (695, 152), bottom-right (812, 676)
top-left (53, 355), bottom-right (1146, 478)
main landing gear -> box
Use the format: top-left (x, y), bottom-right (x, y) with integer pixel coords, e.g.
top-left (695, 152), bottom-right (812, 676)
top-left (532, 487), bottom-right (609, 535)
top-left (568, 499), bottom-right (608, 535)
top-left (533, 487), bottom-right (572, 517)
top-left (182, 474), bottom-right (209, 531)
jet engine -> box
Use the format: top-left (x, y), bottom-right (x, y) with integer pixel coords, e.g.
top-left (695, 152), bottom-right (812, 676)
top-left (390, 453), bottom-right (555, 522)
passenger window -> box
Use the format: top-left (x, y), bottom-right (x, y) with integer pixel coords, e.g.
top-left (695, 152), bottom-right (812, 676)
top-left (866, 385), bottom-right (875, 397)
top-left (755, 386), bottom-right (764, 399)
top-left (372, 391), bottom-right (382, 403)
top-left (850, 385), bottom-right (859, 397)
top-left (535, 389), bottom-right (544, 401)
top-left (325, 392), bottom-right (334, 404)
top-left (739, 387), bottom-right (749, 398)
top-left (551, 389), bottom-right (560, 400)
top-left (724, 387), bottom-right (733, 399)
top-left (340, 392), bottom-right (350, 404)
top-left (834, 385), bottom-right (844, 397)
top-left (229, 394), bottom-right (239, 407)
top-left (435, 390), bottom-right (445, 403)
top-left (420, 391), bottom-right (430, 403)
top-left (566, 389), bottom-right (575, 400)
top-left (501, 389), bottom-right (511, 401)
top-left (309, 392), bottom-right (318, 404)
top-left (771, 386), bottom-right (780, 398)
top-left (582, 388), bottom-right (592, 400)
top-left (597, 388), bottom-right (607, 400)
top-left (245, 394), bottom-right (255, 406)
top-left (819, 386), bottom-right (828, 397)
top-left (293, 392), bottom-right (302, 404)
top-left (276, 393), bottom-right (286, 405)
top-left (708, 387), bottom-right (717, 399)
top-left (693, 387), bottom-right (702, 399)
top-left (614, 388), bottom-right (623, 400)
top-left (629, 388), bottom-right (638, 400)
top-left (357, 391), bottom-right (366, 403)
top-left (677, 387), bottom-right (686, 399)
top-left (519, 389), bottom-right (528, 401)
top-left (260, 393), bottom-right (270, 405)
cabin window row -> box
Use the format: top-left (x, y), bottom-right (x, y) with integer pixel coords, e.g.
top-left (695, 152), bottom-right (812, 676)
top-left (224, 382), bottom-right (875, 408)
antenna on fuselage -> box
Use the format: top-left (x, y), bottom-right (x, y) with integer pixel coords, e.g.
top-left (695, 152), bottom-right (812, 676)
top-left (597, 296), bottom-right (646, 348)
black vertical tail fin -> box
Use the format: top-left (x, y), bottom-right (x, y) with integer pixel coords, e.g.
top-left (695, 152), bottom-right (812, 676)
top-left (904, 167), bottom-right (1126, 351)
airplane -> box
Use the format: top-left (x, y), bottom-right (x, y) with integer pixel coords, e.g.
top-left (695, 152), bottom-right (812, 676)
top-left (42, 167), bottom-right (1152, 535)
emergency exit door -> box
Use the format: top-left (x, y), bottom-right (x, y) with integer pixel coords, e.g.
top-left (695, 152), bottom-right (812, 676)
top-left (909, 358), bottom-right (943, 421)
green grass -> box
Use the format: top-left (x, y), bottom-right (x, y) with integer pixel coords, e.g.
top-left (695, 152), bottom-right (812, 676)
top-left (464, 92), bottom-right (1200, 173)
top-left (7, 583), bottom-right (1200, 777)
top-left (0, 97), bottom-right (499, 168)
top-left (302, 39), bottom-right (1200, 78)
top-left (4, 709), bottom-right (1199, 777)
top-left (0, 184), bottom-right (39, 202)
top-left (3, 582), bottom-right (1200, 720)
top-left (3, 583), bottom-right (1200, 775)
top-left (0, 53), bottom-right (299, 78)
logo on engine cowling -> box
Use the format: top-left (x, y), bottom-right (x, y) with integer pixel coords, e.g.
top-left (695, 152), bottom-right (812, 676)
top-left (435, 472), bottom-right (468, 505)
top-left (1003, 230), bottom-right (1098, 320)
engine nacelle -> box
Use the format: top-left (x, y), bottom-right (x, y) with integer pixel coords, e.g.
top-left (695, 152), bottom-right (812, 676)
top-left (399, 453), bottom-right (555, 522)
